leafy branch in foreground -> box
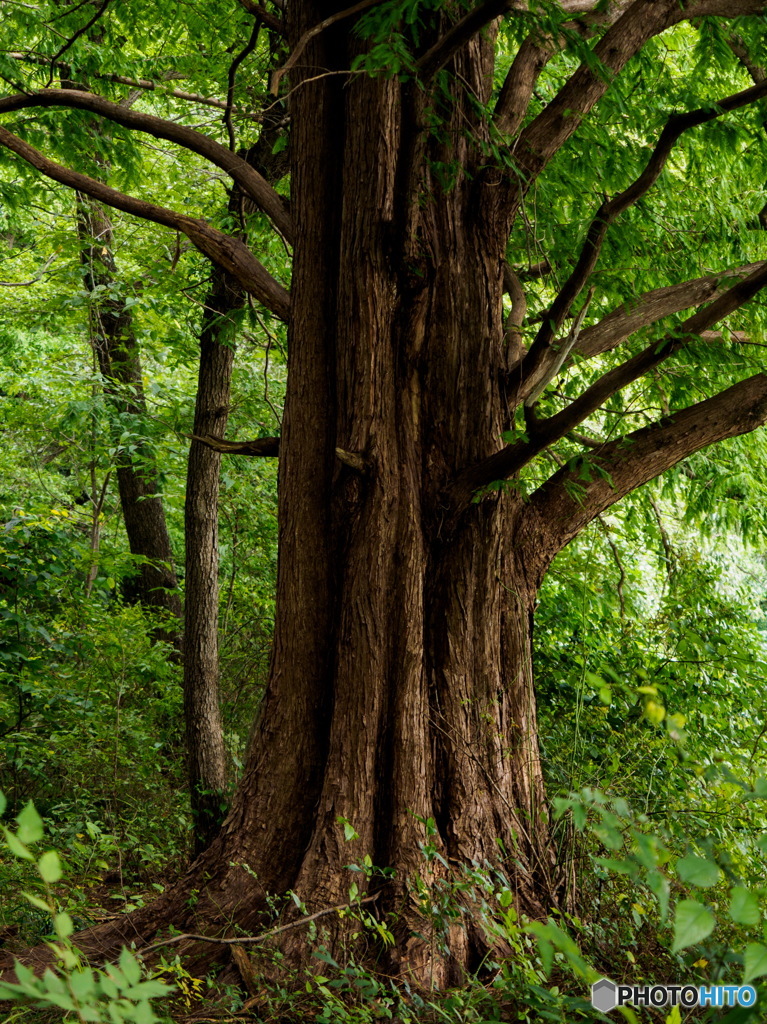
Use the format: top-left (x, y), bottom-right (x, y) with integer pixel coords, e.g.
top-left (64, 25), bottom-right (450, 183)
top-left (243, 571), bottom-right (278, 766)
top-left (0, 793), bottom-right (174, 1023)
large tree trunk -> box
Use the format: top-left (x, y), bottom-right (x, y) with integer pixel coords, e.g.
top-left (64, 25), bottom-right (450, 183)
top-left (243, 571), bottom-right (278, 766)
top-left (65, 13), bottom-right (556, 984)
top-left (6, 0), bottom-right (767, 992)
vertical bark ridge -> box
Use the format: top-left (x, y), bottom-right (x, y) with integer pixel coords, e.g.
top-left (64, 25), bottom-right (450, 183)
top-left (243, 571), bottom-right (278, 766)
top-left (289, 67), bottom-right (405, 905)
top-left (183, 2), bottom-right (349, 905)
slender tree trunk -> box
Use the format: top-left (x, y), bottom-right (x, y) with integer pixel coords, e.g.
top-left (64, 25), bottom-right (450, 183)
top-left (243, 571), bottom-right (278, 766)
top-left (77, 200), bottom-right (183, 649)
top-left (184, 266), bottom-right (241, 854)
top-left (182, 109), bottom-right (288, 852)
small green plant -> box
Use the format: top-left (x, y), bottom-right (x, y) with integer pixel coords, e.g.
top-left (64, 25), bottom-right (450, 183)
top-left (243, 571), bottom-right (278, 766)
top-left (0, 791), bottom-right (174, 1023)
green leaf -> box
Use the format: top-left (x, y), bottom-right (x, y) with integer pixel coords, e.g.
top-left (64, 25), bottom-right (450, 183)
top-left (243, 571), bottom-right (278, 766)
top-left (647, 870), bottom-right (670, 922)
top-left (593, 825), bottom-right (622, 850)
top-left (22, 891), bottom-right (52, 912)
top-left (68, 967), bottom-right (96, 1000)
top-left (16, 801), bottom-right (44, 844)
top-left (53, 912), bottom-right (74, 939)
top-left (595, 856), bottom-right (636, 876)
top-left (671, 900), bottom-right (715, 952)
top-left (729, 887), bottom-right (760, 926)
top-left (676, 854), bottom-right (719, 888)
top-left (99, 972), bottom-right (119, 999)
top-left (119, 946), bottom-right (142, 987)
top-left (131, 1000), bottom-right (160, 1024)
top-left (13, 960), bottom-right (42, 995)
top-left (38, 850), bottom-right (62, 883)
top-left (3, 826), bottom-right (34, 861)
top-left (123, 980), bottom-right (173, 1000)
top-left (744, 942), bottom-right (767, 983)
top-left (0, 982), bottom-right (25, 1000)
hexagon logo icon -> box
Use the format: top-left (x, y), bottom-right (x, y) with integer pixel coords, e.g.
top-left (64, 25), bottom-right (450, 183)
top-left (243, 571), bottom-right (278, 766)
top-left (592, 978), bottom-right (617, 1013)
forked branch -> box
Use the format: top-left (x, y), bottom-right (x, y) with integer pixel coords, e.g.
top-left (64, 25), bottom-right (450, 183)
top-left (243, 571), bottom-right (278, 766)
top-left (506, 0), bottom-right (767, 219)
top-left (493, 0), bottom-right (633, 136)
top-left (446, 261), bottom-right (767, 517)
top-left (519, 77), bottom-right (767, 396)
top-left (0, 126), bottom-right (290, 320)
top-left (572, 263), bottom-right (767, 363)
top-left (0, 90), bottom-right (293, 242)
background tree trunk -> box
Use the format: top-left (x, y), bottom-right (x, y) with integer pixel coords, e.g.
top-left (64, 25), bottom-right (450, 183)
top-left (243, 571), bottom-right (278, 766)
top-left (182, 109), bottom-right (289, 850)
top-left (183, 264), bottom-right (240, 855)
top-left (77, 200), bottom-right (183, 650)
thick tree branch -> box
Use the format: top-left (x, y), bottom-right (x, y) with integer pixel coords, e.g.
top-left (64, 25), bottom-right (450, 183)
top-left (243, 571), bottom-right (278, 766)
top-left (493, 0), bottom-right (633, 136)
top-left (494, 36), bottom-right (555, 138)
top-left (521, 373), bottom-right (767, 571)
top-left (237, 0), bottom-right (286, 35)
top-left (518, 77), bottom-right (767, 397)
top-left (0, 90), bottom-right (293, 243)
top-left (506, 0), bottom-right (767, 218)
top-left (189, 433), bottom-right (280, 456)
top-left (0, 126), bottom-right (290, 320)
top-left (445, 261), bottom-right (767, 518)
top-left (573, 263), bottom-right (767, 363)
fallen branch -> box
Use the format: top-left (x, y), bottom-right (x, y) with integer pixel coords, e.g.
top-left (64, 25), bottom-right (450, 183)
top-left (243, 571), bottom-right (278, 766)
top-left (139, 893), bottom-right (380, 955)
